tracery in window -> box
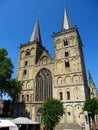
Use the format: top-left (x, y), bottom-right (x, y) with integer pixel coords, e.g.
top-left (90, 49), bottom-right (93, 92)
top-left (35, 68), bottom-right (52, 101)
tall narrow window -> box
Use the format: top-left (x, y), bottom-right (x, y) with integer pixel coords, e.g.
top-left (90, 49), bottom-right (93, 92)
top-left (23, 69), bottom-right (27, 75)
top-left (24, 61), bottom-right (28, 66)
top-left (65, 61), bottom-right (70, 68)
top-left (64, 40), bottom-right (68, 46)
top-left (59, 92), bottom-right (63, 100)
top-left (22, 95), bottom-right (24, 101)
top-left (27, 95), bottom-right (29, 102)
top-left (65, 52), bottom-right (69, 57)
top-left (67, 91), bottom-right (70, 100)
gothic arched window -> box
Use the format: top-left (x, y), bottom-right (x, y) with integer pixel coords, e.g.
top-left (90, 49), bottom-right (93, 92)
top-left (35, 68), bottom-right (52, 101)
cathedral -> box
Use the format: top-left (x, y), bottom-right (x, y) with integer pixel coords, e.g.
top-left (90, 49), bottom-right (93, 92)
top-left (16, 7), bottom-right (97, 127)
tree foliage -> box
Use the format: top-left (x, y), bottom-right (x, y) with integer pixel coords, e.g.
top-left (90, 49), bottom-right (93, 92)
top-left (2, 100), bottom-right (12, 117)
top-left (0, 48), bottom-right (22, 101)
top-left (41, 98), bottom-right (65, 130)
top-left (83, 98), bottom-right (98, 130)
top-left (0, 48), bottom-right (13, 95)
top-left (7, 79), bottom-right (23, 102)
top-left (83, 98), bottom-right (98, 117)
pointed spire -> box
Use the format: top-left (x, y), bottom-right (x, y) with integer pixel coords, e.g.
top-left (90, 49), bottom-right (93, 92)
top-left (88, 71), bottom-right (97, 98)
top-left (30, 18), bottom-right (42, 43)
top-left (62, 7), bottom-right (73, 30)
top-left (88, 71), bottom-right (96, 88)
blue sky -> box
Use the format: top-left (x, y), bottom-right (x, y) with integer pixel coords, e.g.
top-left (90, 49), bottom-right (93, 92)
top-left (0, 0), bottom-right (98, 90)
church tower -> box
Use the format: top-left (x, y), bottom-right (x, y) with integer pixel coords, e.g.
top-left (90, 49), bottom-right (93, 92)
top-left (16, 6), bottom-right (90, 126)
top-left (53, 7), bottom-right (89, 124)
top-left (16, 19), bottom-right (53, 121)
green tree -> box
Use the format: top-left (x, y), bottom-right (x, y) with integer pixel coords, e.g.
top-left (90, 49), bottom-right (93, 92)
top-left (83, 98), bottom-right (98, 130)
top-left (0, 48), bottom-right (22, 101)
top-left (7, 79), bottom-right (23, 102)
top-left (0, 48), bottom-right (13, 96)
top-left (41, 98), bottom-right (65, 130)
top-left (2, 100), bottom-right (12, 117)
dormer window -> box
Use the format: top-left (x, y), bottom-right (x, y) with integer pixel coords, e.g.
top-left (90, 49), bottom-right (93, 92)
top-left (64, 40), bottom-right (68, 46)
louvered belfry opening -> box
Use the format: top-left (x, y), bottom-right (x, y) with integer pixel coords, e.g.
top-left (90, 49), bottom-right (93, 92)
top-left (35, 68), bottom-right (52, 101)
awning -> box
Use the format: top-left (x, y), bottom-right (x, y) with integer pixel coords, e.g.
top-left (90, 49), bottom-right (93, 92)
top-left (12, 117), bottom-right (40, 125)
top-left (0, 120), bottom-right (18, 130)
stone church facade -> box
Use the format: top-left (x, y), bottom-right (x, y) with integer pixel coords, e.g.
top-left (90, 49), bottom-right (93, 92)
top-left (16, 7), bottom-right (97, 125)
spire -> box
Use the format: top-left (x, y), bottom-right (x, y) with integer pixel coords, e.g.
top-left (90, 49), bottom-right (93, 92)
top-left (62, 7), bottom-right (73, 30)
top-left (88, 71), bottom-right (97, 98)
top-left (88, 71), bottom-right (95, 86)
top-left (30, 18), bottom-right (42, 43)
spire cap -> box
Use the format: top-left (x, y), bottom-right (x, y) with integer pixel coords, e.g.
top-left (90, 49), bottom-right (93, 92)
top-left (30, 18), bottom-right (42, 43)
top-left (62, 7), bottom-right (73, 30)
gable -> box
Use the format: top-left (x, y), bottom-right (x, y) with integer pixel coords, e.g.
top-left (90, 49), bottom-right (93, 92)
top-left (36, 50), bottom-right (52, 65)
